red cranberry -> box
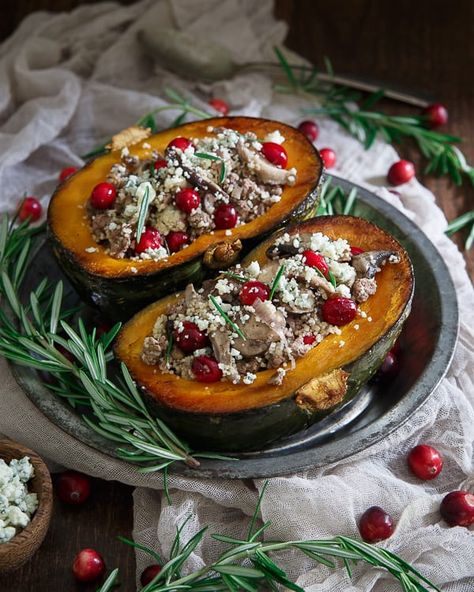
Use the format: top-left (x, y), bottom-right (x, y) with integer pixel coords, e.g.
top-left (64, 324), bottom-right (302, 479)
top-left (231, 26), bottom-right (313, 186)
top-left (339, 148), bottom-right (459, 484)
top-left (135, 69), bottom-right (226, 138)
top-left (135, 227), bottom-right (163, 254)
top-left (96, 322), bottom-right (112, 338)
top-left (90, 182), bottom-right (117, 209)
top-left (424, 103), bottom-right (448, 129)
top-left (175, 321), bottom-right (208, 354)
top-left (72, 548), bottom-right (105, 583)
top-left (303, 335), bottom-right (316, 345)
top-left (239, 281), bottom-right (270, 306)
top-left (192, 355), bottom-right (223, 383)
top-left (208, 98), bottom-right (229, 116)
top-left (167, 231), bottom-right (190, 253)
top-left (154, 159), bottom-right (167, 171)
top-left (261, 142), bottom-right (288, 168)
top-left (18, 197), bottom-right (42, 222)
top-left (440, 491), bottom-right (474, 527)
top-left (214, 203), bottom-right (238, 229)
top-left (298, 120), bottom-right (319, 142)
top-left (141, 564), bottom-right (162, 586)
top-left (175, 188), bottom-right (200, 213)
top-left (167, 137), bottom-right (193, 152)
top-left (387, 160), bottom-right (415, 186)
top-left (321, 297), bottom-right (357, 326)
top-left (302, 250), bottom-right (329, 276)
top-left (408, 445), bottom-right (443, 480)
top-left (358, 506), bottom-right (395, 542)
top-left (59, 166), bottom-right (77, 182)
top-left (350, 246), bottom-right (364, 255)
top-left (56, 471), bottom-right (91, 505)
top-left (320, 147), bottom-right (336, 169)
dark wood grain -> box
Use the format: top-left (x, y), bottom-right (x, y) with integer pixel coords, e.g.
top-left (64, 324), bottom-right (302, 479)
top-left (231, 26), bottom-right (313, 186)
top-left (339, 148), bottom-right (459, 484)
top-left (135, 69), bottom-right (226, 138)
top-left (0, 1), bottom-right (473, 590)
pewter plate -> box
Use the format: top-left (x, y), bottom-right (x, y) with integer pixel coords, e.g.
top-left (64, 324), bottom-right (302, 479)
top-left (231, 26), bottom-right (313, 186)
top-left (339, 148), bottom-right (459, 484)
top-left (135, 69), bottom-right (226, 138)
top-left (10, 177), bottom-right (459, 479)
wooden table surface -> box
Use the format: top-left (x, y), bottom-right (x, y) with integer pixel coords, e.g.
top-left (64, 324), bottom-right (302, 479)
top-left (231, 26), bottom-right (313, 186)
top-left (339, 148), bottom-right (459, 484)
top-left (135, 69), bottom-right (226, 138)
top-left (0, 1), bottom-right (472, 590)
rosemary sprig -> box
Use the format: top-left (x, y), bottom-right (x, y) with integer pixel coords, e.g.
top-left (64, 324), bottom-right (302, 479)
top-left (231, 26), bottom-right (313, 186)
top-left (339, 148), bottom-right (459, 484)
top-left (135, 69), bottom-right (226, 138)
top-left (135, 183), bottom-right (153, 244)
top-left (274, 47), bottom-right (474, 187)
top-left (194, 152), bottom-right (227, 184)
top-left (269, 265), bottom-right (285, 300)
top-left (445, 210), bottom-right (474, 250)
top-left (98, 483), bottom-right (439, 592)
top-left (328, 270), bottom-right (337, 288)
top-left (209, 294), bottom-right (246, 340)
top-left (221, 271), bottom-right (249, 283)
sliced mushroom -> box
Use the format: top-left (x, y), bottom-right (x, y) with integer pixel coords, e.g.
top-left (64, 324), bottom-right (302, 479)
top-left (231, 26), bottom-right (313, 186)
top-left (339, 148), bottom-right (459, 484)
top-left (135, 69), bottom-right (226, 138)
top-left (237, 139), bottom-right (296, 186)
top-left (256, 260), bottom-right (281, 283)
top-left (233, 300), bottom-right (285, 358)
top-left (351, 250), bottom-right (400, 279)
top-left (170, 150), bottom-right (230, 201)
top-left (209, 329), bottom-right (240, 382)
top-left (266, 243), bottom-right (300, 259)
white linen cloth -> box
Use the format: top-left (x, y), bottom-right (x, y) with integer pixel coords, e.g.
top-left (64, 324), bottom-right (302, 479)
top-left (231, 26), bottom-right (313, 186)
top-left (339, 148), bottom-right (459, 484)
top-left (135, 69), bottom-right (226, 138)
top-left (0, 1), bottom-right (473, 589)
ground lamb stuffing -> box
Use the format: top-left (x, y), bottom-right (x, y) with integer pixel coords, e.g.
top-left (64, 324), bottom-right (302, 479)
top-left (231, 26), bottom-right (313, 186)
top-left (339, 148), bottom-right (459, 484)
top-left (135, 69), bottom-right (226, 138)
top-left (141, 231), bottom-right (401, 385)
top-left (88, 127), bottom-right (297, 260)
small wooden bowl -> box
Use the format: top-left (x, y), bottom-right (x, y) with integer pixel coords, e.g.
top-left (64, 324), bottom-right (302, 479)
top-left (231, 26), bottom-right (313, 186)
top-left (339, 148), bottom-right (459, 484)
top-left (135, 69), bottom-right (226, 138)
top-left (0, 439), bottom-right (53, 573)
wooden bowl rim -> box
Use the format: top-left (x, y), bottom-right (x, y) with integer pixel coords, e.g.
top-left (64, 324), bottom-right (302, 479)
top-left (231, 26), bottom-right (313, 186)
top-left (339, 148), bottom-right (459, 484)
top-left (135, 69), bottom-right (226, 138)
top-left (0, 438), bottom-right (52, 558)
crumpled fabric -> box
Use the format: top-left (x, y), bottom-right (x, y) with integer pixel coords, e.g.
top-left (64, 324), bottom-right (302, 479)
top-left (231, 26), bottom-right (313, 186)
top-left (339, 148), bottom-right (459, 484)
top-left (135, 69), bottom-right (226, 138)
top-left (0, 1), bottom-right (473, 590)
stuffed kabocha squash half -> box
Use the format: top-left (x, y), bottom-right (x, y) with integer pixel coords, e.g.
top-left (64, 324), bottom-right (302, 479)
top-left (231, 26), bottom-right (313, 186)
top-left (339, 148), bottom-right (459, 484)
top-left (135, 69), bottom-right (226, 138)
top-left (115, 215), bottom-right (414, 452)
top-left (48, 117), bottom-right (322, 319)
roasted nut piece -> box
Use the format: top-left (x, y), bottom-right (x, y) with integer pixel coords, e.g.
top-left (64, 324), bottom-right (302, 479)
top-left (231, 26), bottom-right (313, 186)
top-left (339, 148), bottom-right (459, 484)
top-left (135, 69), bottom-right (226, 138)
top-left (106, 126), bottom-right (152, 152)
top-left (203, 239), bottom-right (242, 269)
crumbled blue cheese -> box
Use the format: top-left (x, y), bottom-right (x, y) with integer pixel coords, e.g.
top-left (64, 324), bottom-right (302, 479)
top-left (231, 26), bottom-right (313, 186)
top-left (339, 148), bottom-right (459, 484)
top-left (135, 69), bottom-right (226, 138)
top-left (264, 130), bottom-right (285, 144)
top-left (0, 456), bottom-right (38, 544)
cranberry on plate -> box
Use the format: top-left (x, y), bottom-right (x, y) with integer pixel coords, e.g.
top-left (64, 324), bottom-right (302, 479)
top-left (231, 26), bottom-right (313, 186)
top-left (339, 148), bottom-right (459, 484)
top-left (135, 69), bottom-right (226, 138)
top-left (90, 182), bottom-right (117, 209)
top-left (321, 296), bottom-right (357, 326)
top-left (302, 249), bottom-right (329, 276)
top-left (261, 142), bottom-right (288, 168)
top-left (56, 471), bottom-right (91, 505)
top-left (440, 491), bottom-right (474, 527)
top-left (239, 281), bottom-right (270, 306)
top-left (192, 355), bottom-right (223, 383)
top-left (424, 103), bottom-right (448, 129)
top-left (319, 147), bottom-right (336, 169)
top-left (175, 321), bottom-right (208, 354)
top-left (358, 506), bottom-right (395, 542)
top-left (167, 231), bottom-right (190, 253)
top-left (175, 188), bottom-right (201, 213)
top-left (135, 227), bottom-right (163, 254)
top-left (214, 203), bottom-right (238, 229)
top-left (72, 548), bottom-right (105, 583)
top-left (141, 564), bottom-right (162, 586)
top-left (167, 137), bottom-right (193, 152)
top-left (18, 197), bottom-right (42, 222)
top-left (387, 160), bottom-right (415, 186)
top-left (208, 98), bottom-right (229, 115)
top-left (58, 166), bottom-right (77, 182)
top-left (298, 120), bottom-right (319, 142)
top-left (408, 444), bottom-right (443, 480)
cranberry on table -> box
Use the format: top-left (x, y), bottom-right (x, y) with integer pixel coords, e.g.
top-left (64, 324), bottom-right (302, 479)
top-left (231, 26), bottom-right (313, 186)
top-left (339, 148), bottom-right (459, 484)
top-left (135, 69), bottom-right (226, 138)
top-left (424, 103), bottom-right (448, 129)
top-left (56, 471), bottom-right (91, 505)
top-left (208, 98), bottom-right (229, 116)
top-left (303, 335), bottom-right (316, 345)
top-left (440, 491), bottom-right (474, 527)
top-left (319, 147), bottom-right (336, 169)
top-left (175, 188), bottom-right (201, 213)
top-left (350, 246), bottom-right (364, 256)
top-left (72, 548), bottom-right (105, 583)
top-left (387, 160), bottom-right (415, 186)
top-left (154, 159), bottom-right (167, 171)
top-left (298, 120), bottom-right (319, 142)
top-left (239, 281), bottom-right (270, 306)
top-left (408, 444), bottom-right (443, 480)
top-left (358, 506), bottom-right (395, 542)
top-left (321, 296), bottom-right (357, 326)
top-left (90, 182), bottom-right (117, 209)
top-left (192, 355), bottom-right (223, 383)
top-left (18, 197), bottom-right (42, 222)
top-left (261, 142), bottom-right (288, 168)
top-left (175, 321), bottom-right (208, 354)
top-left (167, 231), bottom-right (190, 253)
top-left (58, 166), bottom-right (77, 182)
top-left (214, 203), bottom-right (238, 229)
top-left (167, 137), bottom-right (193, 152)
top-left (302, 249), bottom-right (329, 276)
top-left (135, 227), bottom-right (163, 254)
top-left (141, 564), bottom-right (162, 586)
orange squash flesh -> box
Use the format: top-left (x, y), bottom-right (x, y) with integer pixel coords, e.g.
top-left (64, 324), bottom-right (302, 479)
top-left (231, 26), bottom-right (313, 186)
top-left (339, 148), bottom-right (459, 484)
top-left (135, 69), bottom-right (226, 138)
top-left (115, 216), bottom-right (414, 416)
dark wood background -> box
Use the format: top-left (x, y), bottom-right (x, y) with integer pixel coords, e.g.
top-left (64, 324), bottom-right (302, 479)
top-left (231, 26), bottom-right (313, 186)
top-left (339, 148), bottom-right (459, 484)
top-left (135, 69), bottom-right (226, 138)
top-left (0, 1), bottom-right (472, 590)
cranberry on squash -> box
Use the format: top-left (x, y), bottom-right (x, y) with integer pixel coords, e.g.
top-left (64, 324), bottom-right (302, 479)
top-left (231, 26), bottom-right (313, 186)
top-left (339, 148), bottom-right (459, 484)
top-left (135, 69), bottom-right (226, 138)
top-left (166, 231), bottom-right (190, 253)
top-left (214, 203), bottom-right (238, 229)
top-left (154, 159), bottom-right (167, 171)
top-left (167, 137), bottom-right (193, 152)
top-left (321, 296), bottom-right (357, 326)
top-left (302, 249), bottom-right (329, 276)
top-left (350, 246), bottom-right (364, 256)
top-left (261, 142), bottom-right (288, 168)
top-left (175, 188), bottom-right (201, 213)
top-left (90, 182), bottom-right (116, 209)
top-left (192, 355), bottom-right (223, 383)
top-left (135, 227), bottom-right (163, 254)
top-left (175, 321), bottom-right (208, 354)
top-left (239, 281), bottom-right (270, 306)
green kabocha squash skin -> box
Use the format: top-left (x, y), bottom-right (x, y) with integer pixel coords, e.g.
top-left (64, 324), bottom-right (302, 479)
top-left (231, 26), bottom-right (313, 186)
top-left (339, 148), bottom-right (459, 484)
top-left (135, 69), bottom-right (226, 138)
top-left (115, 216), bottom-right (414, 452)
top-left (47, 117), bottom-right (322, 320)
